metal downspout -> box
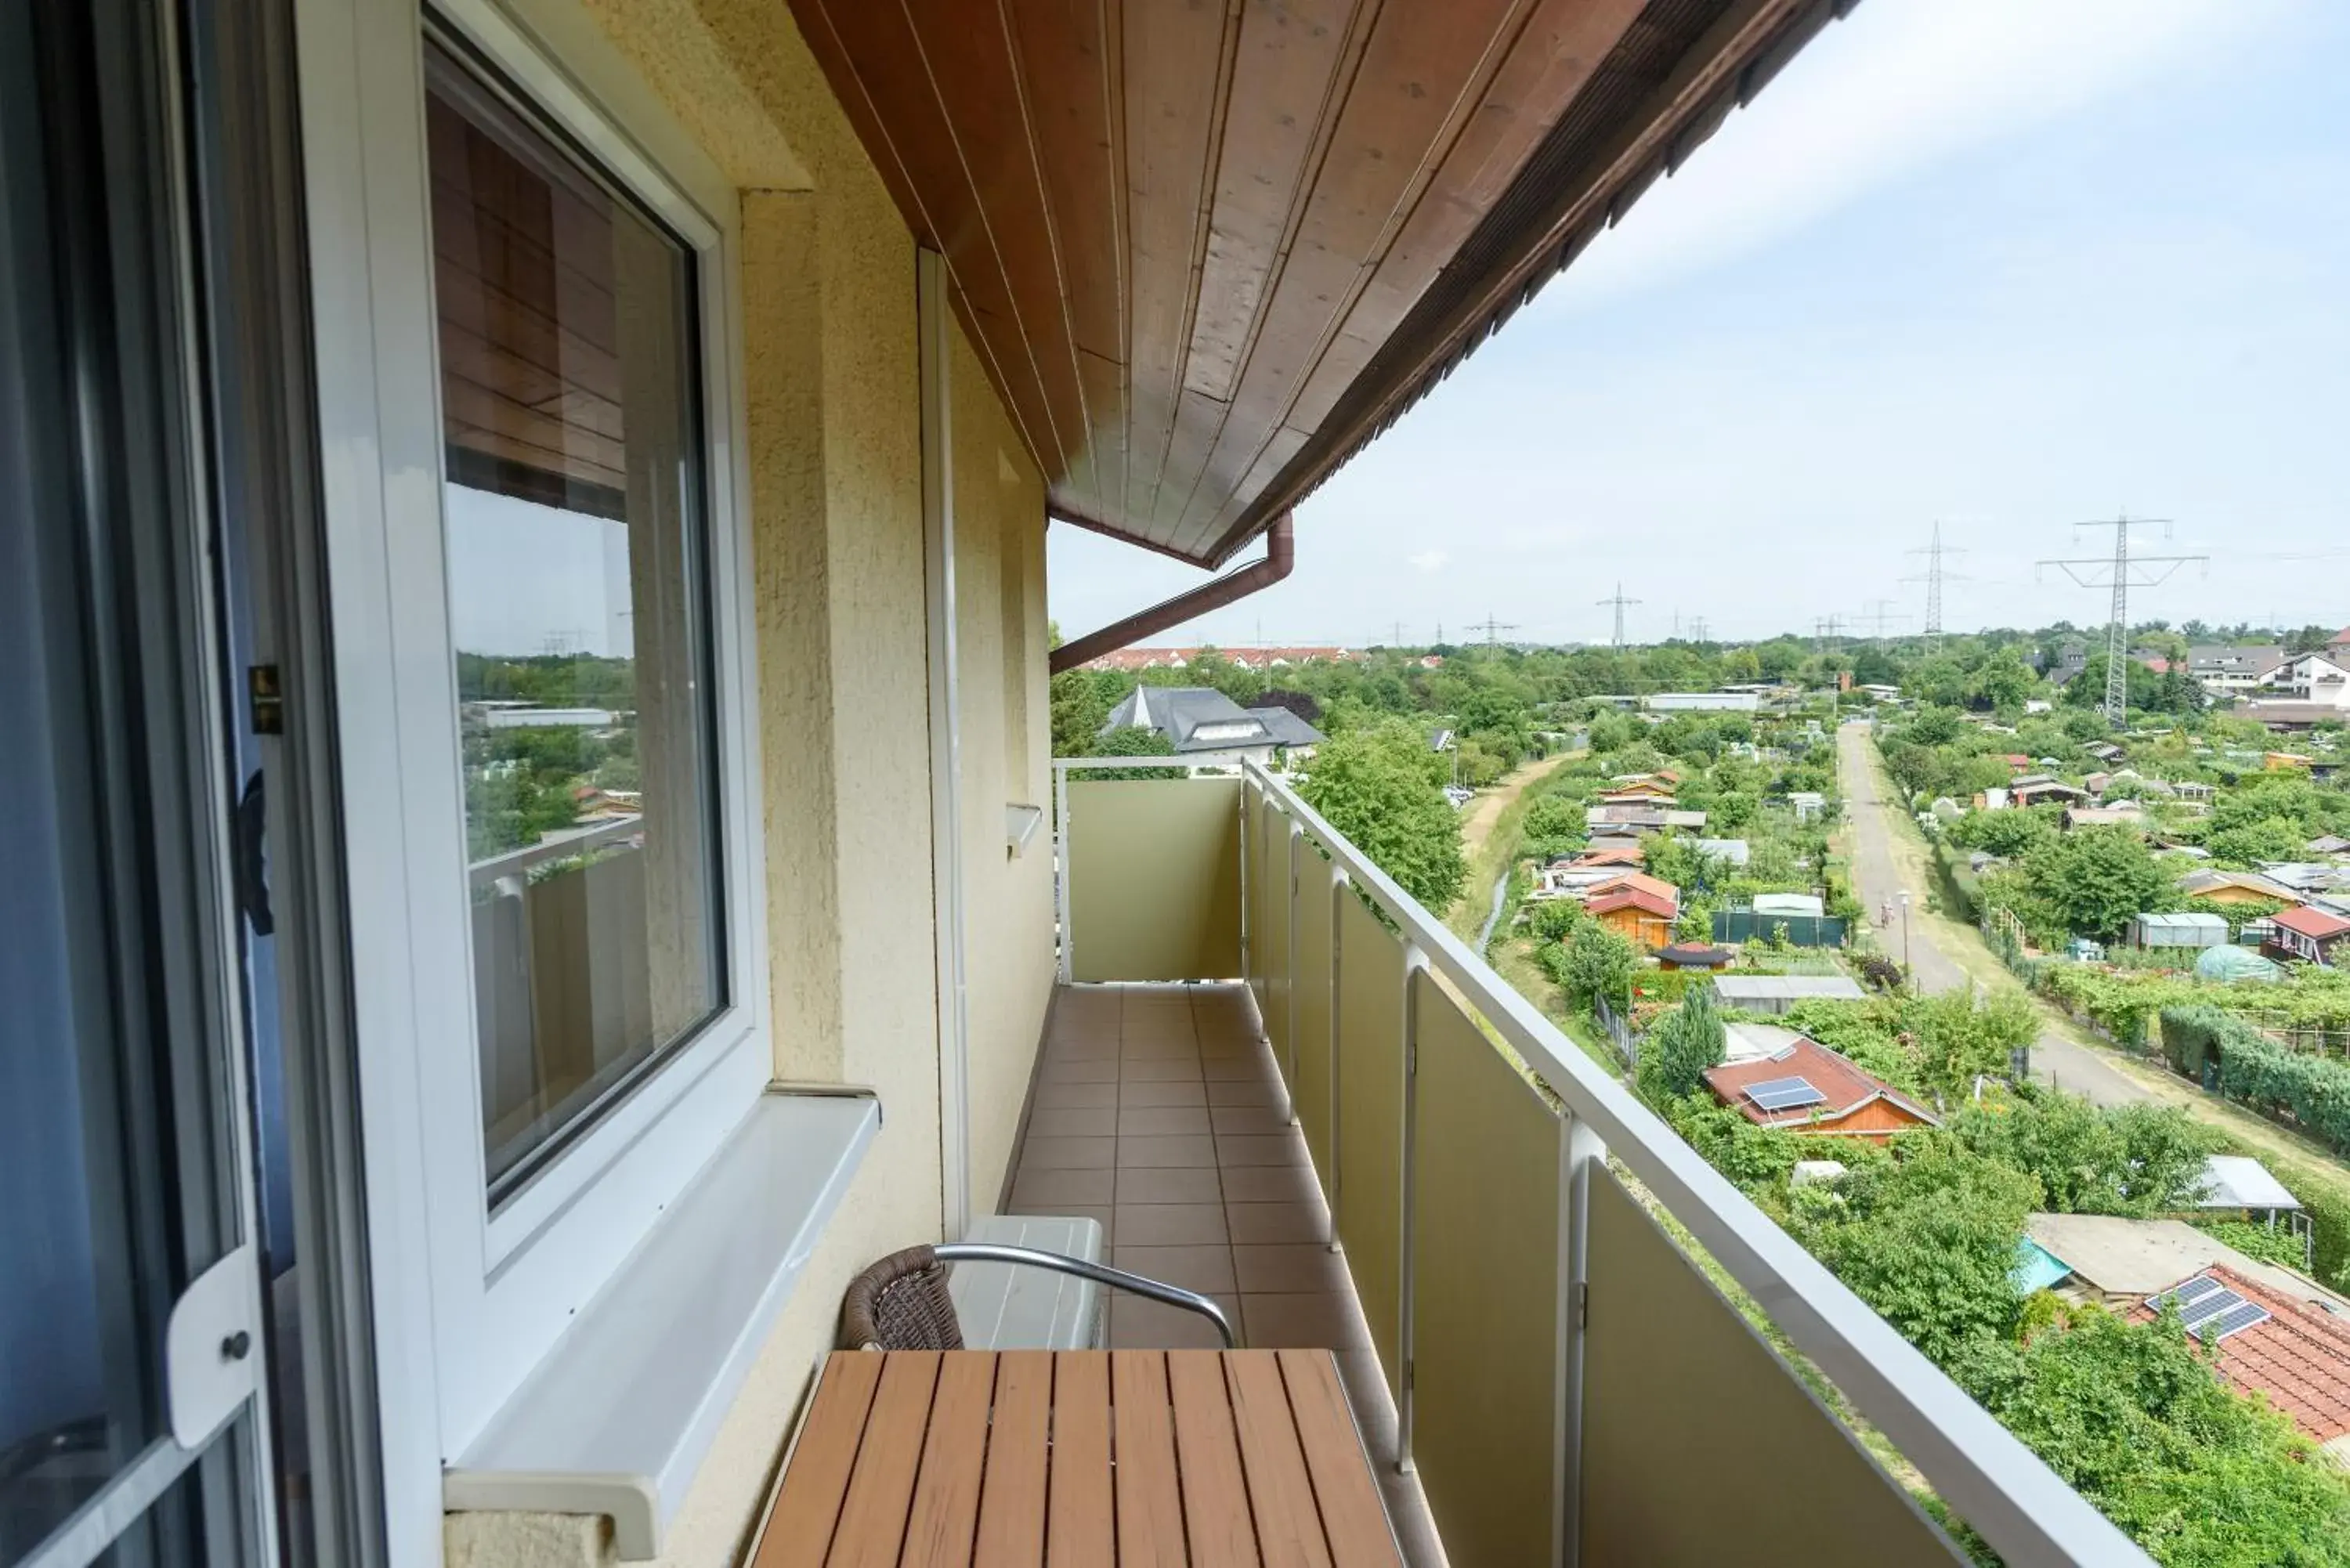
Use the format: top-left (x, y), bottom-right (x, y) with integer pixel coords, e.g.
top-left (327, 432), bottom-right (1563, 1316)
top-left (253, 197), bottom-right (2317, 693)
top-left (1048, 514), bottom-right (1296, 675)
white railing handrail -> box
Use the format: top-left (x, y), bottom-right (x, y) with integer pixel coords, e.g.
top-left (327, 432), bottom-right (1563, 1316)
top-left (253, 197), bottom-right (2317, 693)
top-left (1056, 756), bottom-right (2148, 1567)
top-left (468, 814), bottom-right (642, 891)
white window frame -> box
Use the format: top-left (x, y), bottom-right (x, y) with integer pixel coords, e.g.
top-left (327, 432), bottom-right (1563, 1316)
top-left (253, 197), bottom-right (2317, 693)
top-left (291, 0), bottom-right (772, 1475)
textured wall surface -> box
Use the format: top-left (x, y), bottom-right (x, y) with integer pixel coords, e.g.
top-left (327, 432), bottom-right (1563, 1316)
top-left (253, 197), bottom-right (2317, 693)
top-left (446, 0), bottom-right (1051, 1563)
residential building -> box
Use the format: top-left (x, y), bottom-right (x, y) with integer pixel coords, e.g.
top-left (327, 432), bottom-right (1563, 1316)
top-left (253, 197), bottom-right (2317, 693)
top-left (2269, 905), bottom-right (2350, 967)
top-left (2177, 869), bottom-right (2298, 905)
top-left (2256, 652), bottom-right (2350, 709)
top-left (2128, 1269), bottom-right (2350, 1462)
top-left (1701, 1038), bottom-right (1940, 1143)
top-left (3, 0), bottom-right (2155, 1563)
top-left (1078, 644), bottom-right (1366, 673)
top-left (1097, 685), bottom-right (1325, 766)
top-left (2186, 644), bottom-right (2285, 695)
top-left (1585, 874), bottom-right (1682, 952)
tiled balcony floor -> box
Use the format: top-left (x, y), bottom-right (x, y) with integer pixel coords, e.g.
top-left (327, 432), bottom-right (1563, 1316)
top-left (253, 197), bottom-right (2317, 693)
top-left (1005, 981), bottom-right (1444, 1565)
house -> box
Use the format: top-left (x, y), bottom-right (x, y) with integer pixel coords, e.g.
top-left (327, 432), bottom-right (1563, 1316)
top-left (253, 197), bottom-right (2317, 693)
top-left (2188, 644), bottom-right (2287, 696)
top-left (1701, 1038), bottom-right (1939, 1143)
top-left (1658, 943), bottom-right (1737, 971)
top-left (1585, 875), bottom-right (1681, 952)
top-left (2011, 776), bottom-right (2089, 807)
top-left (1603, 774), bottom-right (1679, 802)
top-left (2128, 1268), bottom-right (2350, 1461)
top-left (2256, 652), bottom-right (2350, 710)
top-left (1789, 791), bottom-right (1828, 823)
top-left (1711, 975), bottom-right (1871, 1016)
top-left (2311, 836), bottom-right (2350, 858)
top-left (2085, 742), bottom-right (2125, 764)
top-left (2269, 905), bottom-right (2350, 967)
top-left (1097, 685), bottom-right (1324, 764)
top-left (2126, 912), bottom-right (2227, 951)
top-left (2240, 700), bottom-right (2346, 733)
top-left (1643, 692), bottom-right (1762, 714)
top-left (2178, 869), bottom-right (2298, 905)
top-left (6, 0), bottom-right (2145, 1559)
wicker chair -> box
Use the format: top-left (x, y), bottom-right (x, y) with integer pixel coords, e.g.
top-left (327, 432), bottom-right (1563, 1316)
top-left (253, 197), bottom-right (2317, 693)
top-left (837, 1241), bottom-right (1237, 1350)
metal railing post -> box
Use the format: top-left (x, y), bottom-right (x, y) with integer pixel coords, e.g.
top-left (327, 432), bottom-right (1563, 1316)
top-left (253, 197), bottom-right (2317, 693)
top-left (1286, 820), bottom-right (1303, 1121)
top-left (1556, 1114), bottom-right (1603, 1567)
top-left (1329, 865), bottom-right (1349, 1252)
top-left (1238, 778), bottom-right (1252, 989)
top-left (1054, 761), bottom-right (1072, 982)
top-left (1397, 943), bottom-right (1426, 1474)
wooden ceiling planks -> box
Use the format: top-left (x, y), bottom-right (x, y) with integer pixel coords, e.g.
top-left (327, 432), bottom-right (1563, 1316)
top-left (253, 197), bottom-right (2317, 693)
top-left (788, 0), bottom-right (1840, 565)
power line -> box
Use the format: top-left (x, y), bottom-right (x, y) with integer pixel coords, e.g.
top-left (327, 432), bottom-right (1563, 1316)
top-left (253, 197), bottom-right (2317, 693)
top-left (1595, 583), bottom-right (1642, 649)
top-left (2037, 515), bottom-right (2208, 728)
top-left (1465, 613), bottom-right (1520, 647)
top-left (1690, 616), bottom-right (1711, 644)
top-left (1903, 523), bottom-right (1969, 653)
top-left (1813, 615), bottom-right (1846, 655)
top-left (1855, 599), bottom-right (1909, 652)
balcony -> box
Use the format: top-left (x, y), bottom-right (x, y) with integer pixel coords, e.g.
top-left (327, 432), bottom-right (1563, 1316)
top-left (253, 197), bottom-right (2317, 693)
top-left (1014, 758), bottom-right (2152, 1567)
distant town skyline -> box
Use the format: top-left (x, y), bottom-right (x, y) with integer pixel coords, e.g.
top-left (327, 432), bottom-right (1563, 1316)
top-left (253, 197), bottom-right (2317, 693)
top-left (1047, 0), bottom-right (2347, 651)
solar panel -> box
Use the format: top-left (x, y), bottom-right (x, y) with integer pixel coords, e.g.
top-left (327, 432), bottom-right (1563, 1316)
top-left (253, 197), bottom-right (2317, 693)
top-left (1744, 1076), bottom-right (1827, 1112)
top-left (2146, 1274), bottom-right (2271, 1340)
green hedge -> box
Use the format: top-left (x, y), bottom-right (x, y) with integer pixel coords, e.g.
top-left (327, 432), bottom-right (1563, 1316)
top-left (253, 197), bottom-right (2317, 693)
top-left (1930, 841), bottom-right (1982, 923)
top-left (2161, 1005), bottom-right (2350, 1156)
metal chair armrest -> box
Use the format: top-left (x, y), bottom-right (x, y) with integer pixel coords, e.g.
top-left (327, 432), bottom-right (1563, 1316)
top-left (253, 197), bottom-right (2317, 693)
top-left (933, 1241), bottom-right (1239, 1348)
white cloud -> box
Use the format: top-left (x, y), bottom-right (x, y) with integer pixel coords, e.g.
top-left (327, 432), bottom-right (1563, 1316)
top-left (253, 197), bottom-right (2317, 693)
top-left (1548, 0), bottom-right (2285, 313)
top-left (1407, 549), bottom-right (1451, 573)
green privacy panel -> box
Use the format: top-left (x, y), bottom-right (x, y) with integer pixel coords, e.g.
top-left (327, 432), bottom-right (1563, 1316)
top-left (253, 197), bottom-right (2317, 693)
top-left (1065, 778), bottom-right (1239, 981)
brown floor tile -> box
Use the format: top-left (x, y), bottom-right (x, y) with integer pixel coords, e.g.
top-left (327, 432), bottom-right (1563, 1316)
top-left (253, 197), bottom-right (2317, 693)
top-left (1115, 1166), bottom-right (1224, 1205)
top-left (1208, 1104), bottom-right (1292, 1136)
top-left (1206, 1078), bottom-right (1283, 1108)
top-left (1039, 1058), bottom-right (1120, 1084)
top-left (1007, 1167), bottom-right (1115, 1208)
top-left (1118, 1079), bottom-right (1206, 1108)
top-left (1113, 1245), bottom-right (1236, 1293)
top-left (1195, 1032), bottom-right (1263, 1058)
top-left (1242, 1292), bottom-right (1369, 1350)
top-left (1215, 1133), bottom-right (1309, 1167)
top-left (1113, 1203), bottom-right (1229, 1246)
top-left (1217, 1165), bottom-right (1322, 1205)
top-left (1203, 1055), bottom-right (1271, 1081)
top-left (1119, 1036), bottom-right (1199, 1060)
top-left (1003, 1203), bottom-right (1114, 1248)
top-left (1117, 1135), bottom-right (1217, 1169)
top-left (1032, 1080), bottom-right (1117, 1110)
top-left (1044, 1039), bottom-right (1121, 1061)
top-left (1021, 1135), bottom-right (1115, 1169)
top-left (1118, 1106), bottom-right (1211, 1137)
top-left (1225, 1201), bottom-right (1327, 1245)
top-left (1120, 1057), bottom-right (1204, 1082)
top-left (1025, 1106), bottom-right (1115, 1139)
top-left (1110, 1292), bottom-right (1240, 1350)
top-left (1233, 1243), bottom-right (1353, 1293)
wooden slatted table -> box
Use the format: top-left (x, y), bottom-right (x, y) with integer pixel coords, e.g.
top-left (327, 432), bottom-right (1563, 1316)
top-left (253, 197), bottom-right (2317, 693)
top-left (753, 1349), bottom-right (1406, 1566)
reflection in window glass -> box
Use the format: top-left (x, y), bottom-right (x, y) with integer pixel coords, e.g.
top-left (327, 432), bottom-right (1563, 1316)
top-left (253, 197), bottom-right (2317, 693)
top-left (425, 43), bottom-right (725, 1198)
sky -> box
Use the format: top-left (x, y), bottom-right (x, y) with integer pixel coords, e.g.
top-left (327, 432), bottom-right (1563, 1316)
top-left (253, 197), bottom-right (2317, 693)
top-left (1045, 0), bottom-right (2350, 651)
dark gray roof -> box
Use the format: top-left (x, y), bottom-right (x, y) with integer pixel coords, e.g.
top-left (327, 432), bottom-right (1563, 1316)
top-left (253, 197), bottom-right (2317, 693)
top-left (1101, 685), bottom-right (1284, 753)
top-left (1246, 706), bottom-right (1325, 747)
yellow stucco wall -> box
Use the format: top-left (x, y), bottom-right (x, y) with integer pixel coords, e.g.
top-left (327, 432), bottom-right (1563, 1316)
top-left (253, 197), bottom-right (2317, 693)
top-left (453, 1), bottom-right (1054, 1564)
top-left (950, 325), bottom-right (1056, 1216)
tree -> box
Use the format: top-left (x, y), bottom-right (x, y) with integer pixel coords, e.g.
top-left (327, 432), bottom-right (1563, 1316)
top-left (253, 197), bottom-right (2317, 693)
top-left (1049, 670), bottom-right (1111, 757)
top-left (2207, 816), bottom-right (2314, 869)
top-left (1948, 1093), bottom-right (2213, 1216)
top-left (1948, 805), bottom-right (2058, 858)
top-left (2021, 824), bottom-right (2171, 939)
top-left (1798, 1142), bottom-right (2036, 1364)
top-left (1089, 724), bottom-right (1177, 779)
top-left (1556, 920), bottom-right (1637, 1009)
top-left (1296, 725), bottom-right (1465, 910)
top-left (1638, 987), bottom-right (1726, 1102)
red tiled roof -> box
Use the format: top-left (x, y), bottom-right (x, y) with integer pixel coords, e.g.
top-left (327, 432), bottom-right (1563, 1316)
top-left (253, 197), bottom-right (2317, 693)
top-left (1573, 844), bottom-right (1644, 868)
top-left (2275, 905), bottom-right (2350, 941)
top-left (1701, 1037), bottom-right (1937, 1130)
top-left (1589, 871), bottom-right (1679, 905)
top-left (1587, 885), bottom-right (1677, 920)
top-left (2126, 1265), bottom-right (2350, 1444)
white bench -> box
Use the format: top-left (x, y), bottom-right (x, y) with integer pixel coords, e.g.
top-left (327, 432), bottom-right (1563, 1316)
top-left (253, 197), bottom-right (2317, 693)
top-left (945, 1215), bottom-right (1105, 1349)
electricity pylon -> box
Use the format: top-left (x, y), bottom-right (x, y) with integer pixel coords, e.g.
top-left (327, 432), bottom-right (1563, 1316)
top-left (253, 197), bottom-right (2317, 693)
top-left (1595, 583), bottom-right (1641, 649)
top-left (2038, 515), bottom-right (2207, 728)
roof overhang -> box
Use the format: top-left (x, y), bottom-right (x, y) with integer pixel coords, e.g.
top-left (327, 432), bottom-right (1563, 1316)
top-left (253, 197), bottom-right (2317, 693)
top-left (790, 0), bottom-right (1857, 565)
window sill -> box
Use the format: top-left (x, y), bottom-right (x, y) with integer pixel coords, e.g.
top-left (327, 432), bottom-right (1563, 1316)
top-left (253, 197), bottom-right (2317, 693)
top-left (443, 1087), bottom-right (880, 1559)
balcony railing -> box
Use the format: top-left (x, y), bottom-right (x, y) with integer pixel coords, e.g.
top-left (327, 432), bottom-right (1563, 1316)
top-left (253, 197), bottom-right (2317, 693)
top-left (1052, 757), bottom-right (2151, 1568)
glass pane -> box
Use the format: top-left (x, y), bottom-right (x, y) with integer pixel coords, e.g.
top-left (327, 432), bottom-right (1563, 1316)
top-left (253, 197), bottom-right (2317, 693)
top-left (424, 43), bottom-right (727, 1198)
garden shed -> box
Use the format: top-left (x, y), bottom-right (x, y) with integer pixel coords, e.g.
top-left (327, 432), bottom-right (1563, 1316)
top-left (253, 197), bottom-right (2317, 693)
top-left (2127, 912), bottom-right (2228, 951)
